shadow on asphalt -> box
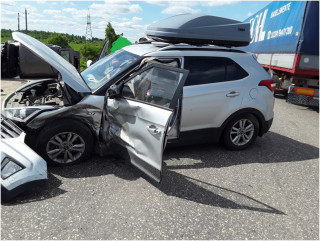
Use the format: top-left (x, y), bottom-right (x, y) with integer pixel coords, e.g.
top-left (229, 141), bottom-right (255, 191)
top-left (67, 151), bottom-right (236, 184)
top-left (163, 131), bottom-right (319, 169)
top-left (157, 171), bottom-right (285, 215)
top-left (3, 131), bottom-right (318, 214)
top-left (2, 173), bottom-right (66, 206)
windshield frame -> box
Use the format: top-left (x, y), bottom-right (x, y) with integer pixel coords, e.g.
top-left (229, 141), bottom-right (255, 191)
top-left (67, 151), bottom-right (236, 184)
top-left (81, 49), bottom-right (142, 93)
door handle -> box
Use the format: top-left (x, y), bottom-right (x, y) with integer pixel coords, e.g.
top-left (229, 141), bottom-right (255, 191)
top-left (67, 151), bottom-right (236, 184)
top-left (146, 125), bottom-right (161, 135)
top-left (226, 91), bottom-right (240, 97)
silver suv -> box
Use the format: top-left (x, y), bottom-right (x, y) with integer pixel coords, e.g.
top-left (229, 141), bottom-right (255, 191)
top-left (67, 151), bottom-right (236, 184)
top-left (3, 31), bottom-right (274, 182)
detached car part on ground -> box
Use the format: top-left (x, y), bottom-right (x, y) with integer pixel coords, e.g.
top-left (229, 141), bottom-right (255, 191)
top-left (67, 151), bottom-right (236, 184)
top-left (1, 115), bottom-right (47, 201)
top-left (2, 14), bottom-right (275, 182)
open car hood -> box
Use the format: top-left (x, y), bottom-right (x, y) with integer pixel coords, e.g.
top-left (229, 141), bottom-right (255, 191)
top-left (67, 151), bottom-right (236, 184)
top-left (12, 32), bottom-right (91, 94)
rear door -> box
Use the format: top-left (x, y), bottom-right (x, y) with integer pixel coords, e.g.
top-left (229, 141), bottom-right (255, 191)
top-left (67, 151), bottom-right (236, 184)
top-left (180, 56), bottom-right (249, 133)
top-left (106, 64), bottom-right (188, 182)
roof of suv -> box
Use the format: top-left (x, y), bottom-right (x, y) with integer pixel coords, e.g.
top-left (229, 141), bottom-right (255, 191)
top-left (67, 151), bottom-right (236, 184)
top-left (123, 42), bottom-right (246, 57)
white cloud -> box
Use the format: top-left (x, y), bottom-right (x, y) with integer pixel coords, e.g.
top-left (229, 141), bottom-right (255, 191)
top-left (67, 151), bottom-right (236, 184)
top-left (111, 17), bottom-right (146, 31)
top-left (1, 10), bottom-right (16, 16)
top-left (89, 1), bottom-right (142, 16)
top-left (19, 4), bottom-right (38, 13)
top-left (144, 0), bottom-right (169, 6)
top-left (146, 0), bottom-right (240, 15)
top-left (62, 7), bottom-right (77, 13)
top-left (29, 12), bottom-right (45, 18)
top-left (161, 5), bottom-right (200, 14)
top-left (247, 11), bottom-right (253, 17)
top-left (132, 16), bottom-right (142, 23)
top-left (161, 2), bottom-right (200, 15)
top-left (44, 9), bottom-right (62, 15)
top-left (202, 0), bottom-right (240, 7)
top-left (0, 0), bottom-right (16, 6)
top-left (62, 7), bottom-right (87, 19)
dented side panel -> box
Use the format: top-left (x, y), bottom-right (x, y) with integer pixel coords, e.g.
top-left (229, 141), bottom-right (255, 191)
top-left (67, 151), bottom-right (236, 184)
top-left (26, 95), bottom-right (104, 138)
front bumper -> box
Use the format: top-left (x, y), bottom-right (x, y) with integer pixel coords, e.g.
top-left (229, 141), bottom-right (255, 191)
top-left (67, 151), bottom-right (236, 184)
top-left (1, 115), bottom-right (48, 201)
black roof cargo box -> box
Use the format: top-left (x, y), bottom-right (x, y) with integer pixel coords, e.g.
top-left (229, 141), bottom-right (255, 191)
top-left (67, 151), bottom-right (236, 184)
top-left (146, 14), bottom-right (250, 47)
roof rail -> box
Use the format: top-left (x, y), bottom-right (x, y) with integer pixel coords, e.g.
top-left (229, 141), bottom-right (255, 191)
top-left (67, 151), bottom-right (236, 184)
top-left (157, 44), bottom-right (246, 53)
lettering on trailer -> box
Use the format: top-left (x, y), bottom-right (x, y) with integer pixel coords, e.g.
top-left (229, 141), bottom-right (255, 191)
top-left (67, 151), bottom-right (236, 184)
top-left (267, 26), bottom-right (293, 40)
top-left (249, 1), bottom-right (295, 43)
top-left (270, 2), bottom-right (291, 18)
top-left (249, 9), bottom-right (268, 43)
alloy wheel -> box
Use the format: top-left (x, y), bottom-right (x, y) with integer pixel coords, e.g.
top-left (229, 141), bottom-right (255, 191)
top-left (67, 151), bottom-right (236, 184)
top-left (229, 119), bottom-right (255, 146)
top-left (46, 132), bottom-right (85, 163)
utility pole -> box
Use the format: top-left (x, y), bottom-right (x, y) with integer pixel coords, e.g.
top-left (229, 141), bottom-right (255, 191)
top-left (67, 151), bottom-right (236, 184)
top-left (25, 8), bottom-right (28, 32)
top-left (18, 13), bottom-right (20, 31)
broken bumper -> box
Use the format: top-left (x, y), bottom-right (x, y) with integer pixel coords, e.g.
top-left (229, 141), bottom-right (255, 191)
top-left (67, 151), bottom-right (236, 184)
top-left (1, 117), bottom-right (47, 201)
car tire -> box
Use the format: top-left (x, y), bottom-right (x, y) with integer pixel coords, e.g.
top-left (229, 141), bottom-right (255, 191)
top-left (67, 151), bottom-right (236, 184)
top-left (223, 113), bottom-right (259, 151)
top-left (36, 120), bottom-right (94, 166)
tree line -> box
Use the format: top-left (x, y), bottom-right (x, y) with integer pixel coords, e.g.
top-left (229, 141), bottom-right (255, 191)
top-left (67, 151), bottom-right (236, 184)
top-left (1, 29), bottom-right (103, 44)
top-left (1, 23), bottom-right (131, 70)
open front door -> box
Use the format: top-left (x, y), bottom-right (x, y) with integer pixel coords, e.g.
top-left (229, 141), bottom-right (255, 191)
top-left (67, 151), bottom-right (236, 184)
top-left (106, 64), bottom-right (188, 182)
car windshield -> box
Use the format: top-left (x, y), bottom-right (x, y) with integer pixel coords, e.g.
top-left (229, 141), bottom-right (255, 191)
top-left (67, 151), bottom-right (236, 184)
top-left (81, 49), bottom-right (141, 91)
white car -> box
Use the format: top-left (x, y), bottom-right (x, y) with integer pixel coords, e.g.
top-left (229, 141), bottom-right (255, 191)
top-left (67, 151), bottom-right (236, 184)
top-left (2, 14), bottom-right (275, 182)
top-left (1, 115), bottom-right (47, 201)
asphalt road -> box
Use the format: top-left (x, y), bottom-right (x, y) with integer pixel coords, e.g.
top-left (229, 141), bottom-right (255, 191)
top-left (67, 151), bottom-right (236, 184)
top-left (1, 83), bottom-right (319, 239)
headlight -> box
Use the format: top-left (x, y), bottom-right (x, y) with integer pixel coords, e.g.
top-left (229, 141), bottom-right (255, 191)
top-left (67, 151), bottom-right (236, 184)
top-left (1, 157), bottom-right (25, 179)
top-left (4, 107), bottom-right (41, 120)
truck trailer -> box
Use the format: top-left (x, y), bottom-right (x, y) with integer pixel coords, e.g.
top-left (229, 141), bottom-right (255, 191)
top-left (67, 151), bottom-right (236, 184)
top-left (241, 1), bottom-right (319, 107)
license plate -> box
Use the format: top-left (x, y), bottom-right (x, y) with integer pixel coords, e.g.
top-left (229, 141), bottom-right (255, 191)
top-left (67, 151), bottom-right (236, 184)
top-left (295, 88), bottom-right (315, 96)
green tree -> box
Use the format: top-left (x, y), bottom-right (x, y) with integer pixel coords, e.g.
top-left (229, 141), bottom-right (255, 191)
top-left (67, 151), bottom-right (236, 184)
top-left (105, 22), bottom-right (119, 54)
top-left (79, 42), bottom-right (101, 61)
top-left (47, 33), bottom-right (70, 48)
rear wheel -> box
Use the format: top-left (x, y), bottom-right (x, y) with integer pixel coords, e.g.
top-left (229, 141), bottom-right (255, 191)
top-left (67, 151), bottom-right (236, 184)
top-left (36, 120), bottom-right (94, 166)
top-left (223, 114), bottom-right (259, 151)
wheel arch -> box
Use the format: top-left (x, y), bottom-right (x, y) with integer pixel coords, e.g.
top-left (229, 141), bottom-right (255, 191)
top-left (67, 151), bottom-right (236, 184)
top-left (219, 108), bottom-right (266, 140)
top-left (25, 117), bottom-right (98, 149)
top-left (33, 117), bottom-right (95, 166)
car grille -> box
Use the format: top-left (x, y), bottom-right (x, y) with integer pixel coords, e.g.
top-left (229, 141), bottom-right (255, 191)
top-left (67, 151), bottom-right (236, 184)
top-left (1, 115), bottom-right (23, 139)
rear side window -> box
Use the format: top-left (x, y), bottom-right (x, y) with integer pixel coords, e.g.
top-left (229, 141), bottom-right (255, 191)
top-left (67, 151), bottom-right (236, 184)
top-left (226, 58), bottom-right (249, 81)
top-left (184, 57), bottom-right (248, 86)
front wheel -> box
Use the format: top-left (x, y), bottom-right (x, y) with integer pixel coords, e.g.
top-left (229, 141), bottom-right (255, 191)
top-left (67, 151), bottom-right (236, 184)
top-left (223, 114), bottom-right (259, 151)
top-left (36, 120), bottom-right (94, 166)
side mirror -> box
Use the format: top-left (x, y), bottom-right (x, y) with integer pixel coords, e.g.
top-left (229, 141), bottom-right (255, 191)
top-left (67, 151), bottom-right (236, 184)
top-left (86, 60), bottom-right (93, 67)
top-left (107, 82), bottom-right (124, 99)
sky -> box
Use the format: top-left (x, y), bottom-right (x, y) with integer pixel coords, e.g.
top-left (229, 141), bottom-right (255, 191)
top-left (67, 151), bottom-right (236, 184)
top-left (1, 0), bottom-right (272, 42)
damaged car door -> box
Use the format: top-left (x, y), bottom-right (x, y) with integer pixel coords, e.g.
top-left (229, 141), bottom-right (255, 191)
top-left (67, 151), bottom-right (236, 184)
top-left (106, 64), bottom-right (188, 182)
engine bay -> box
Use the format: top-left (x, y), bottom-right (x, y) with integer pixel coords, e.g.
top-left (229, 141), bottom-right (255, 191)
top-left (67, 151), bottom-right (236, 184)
top-left (4, 79), bottom-right (65, 108)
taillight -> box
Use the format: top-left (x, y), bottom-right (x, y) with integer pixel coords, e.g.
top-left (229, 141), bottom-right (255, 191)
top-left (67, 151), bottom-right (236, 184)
top-left (259, 80), bottom-right (276, 92)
